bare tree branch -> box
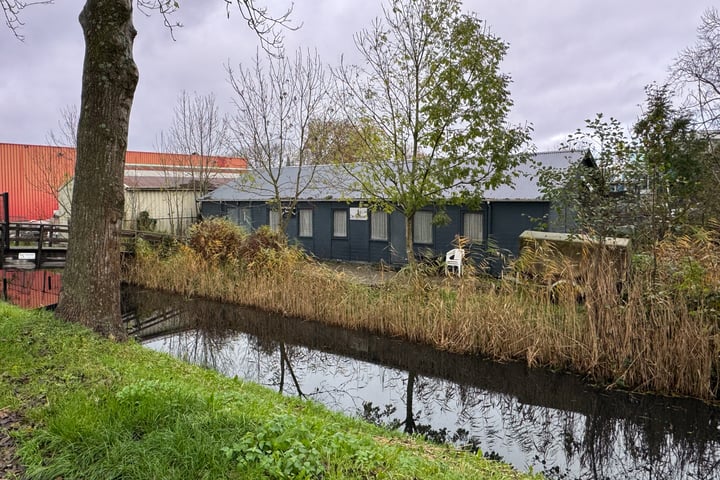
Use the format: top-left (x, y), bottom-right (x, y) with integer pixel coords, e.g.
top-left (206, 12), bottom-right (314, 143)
top-left (156, 90), bottom-right (231, 234)
top-left (227, 0), bottom-right (298, 54)
top-left (4, 0), bottom-right (295, 47)
top-left (228, 48), bottom-right (331, 231)
top-left (1, 0), bottom-right (53, 40)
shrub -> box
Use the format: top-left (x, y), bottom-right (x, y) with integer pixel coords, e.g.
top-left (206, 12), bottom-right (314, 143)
top-left (188, 218), bottom-right (247, 264)
top-left (135, 210), bottom-right (157, 232)
top-left (238, 226), bottom-right (287, 262)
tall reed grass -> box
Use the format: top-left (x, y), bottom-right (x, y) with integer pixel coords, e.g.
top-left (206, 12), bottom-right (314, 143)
top-left (124, 220), bottom-right (720, 401)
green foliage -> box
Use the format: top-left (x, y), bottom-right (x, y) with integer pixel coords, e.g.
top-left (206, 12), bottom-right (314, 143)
top-left (639, 227), bottom-right (720, 315)
top-left (633, 83), bottom-right (711, 240)
top-left (539, 114), bottom-right (637, 238)
top-left (336, 0), bottom-right (531, 261)
top-left (221, 414), bottom-right (325, 479)
top-left (541, 85), bottom-right (713, 248)
top-left (222, 414), bottom-right (391, 479)
top-left (305, 118), bottom-right (386, 164)
top-left (135, 210), bottom-right (157, 232)
top-left (0, 305), bottom-right (534, 479)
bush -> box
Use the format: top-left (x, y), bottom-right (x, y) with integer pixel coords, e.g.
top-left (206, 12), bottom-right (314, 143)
top-left (188, 218), bottom-right (247, 264)
top-left (238, 226), bottom-right (287, 263)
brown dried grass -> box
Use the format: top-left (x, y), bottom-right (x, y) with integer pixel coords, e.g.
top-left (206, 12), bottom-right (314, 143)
top-left (124, 227), bottom-right (720, 401)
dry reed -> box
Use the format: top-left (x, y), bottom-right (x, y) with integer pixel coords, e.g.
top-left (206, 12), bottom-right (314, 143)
top-left (124, 223), bottom-right (720, 401)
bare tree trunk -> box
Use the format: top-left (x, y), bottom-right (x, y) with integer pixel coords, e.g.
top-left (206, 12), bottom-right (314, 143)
top-left (55, 0), bottom-right (138, 340)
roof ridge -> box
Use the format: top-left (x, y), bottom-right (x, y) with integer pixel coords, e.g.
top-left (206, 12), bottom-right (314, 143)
top-left (534, 149), bottom-right (585, 156)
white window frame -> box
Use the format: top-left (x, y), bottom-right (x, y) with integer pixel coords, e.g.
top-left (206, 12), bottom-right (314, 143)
top-left (413, 211), bottom-right (433, 245)
top-left (370, 211), bottom-right (389, 241)
top-left (299, 209), bottom-right (313, 238)
top-left (463, 212), bottom-right (483, 242)
top-left (333, 209), bottom-right (348, 238)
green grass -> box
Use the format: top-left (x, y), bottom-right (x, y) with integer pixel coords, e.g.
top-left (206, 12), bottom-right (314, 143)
top-left (0, 302), bottom-right (541, 480)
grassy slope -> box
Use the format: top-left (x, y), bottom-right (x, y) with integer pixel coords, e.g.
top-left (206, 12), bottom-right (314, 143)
top-left (0, 302), bottom-right (541, 480)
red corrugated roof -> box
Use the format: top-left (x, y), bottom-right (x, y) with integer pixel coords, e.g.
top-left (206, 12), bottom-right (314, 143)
top-left (0, 142), bottom-right (246, 221)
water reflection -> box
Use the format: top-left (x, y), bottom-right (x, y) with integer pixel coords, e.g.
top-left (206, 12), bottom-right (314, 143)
top-left (1, 269), bottom-right (61, 309)
top-left (122, 287), bottom-right (720, 479)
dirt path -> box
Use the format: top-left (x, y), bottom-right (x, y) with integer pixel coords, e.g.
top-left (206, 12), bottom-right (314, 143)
top-left (0, 409), bottom-right (25, 479)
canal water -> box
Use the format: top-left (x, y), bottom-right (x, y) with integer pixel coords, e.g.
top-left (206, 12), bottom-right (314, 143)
top-left (120, 286), bottom-right (720, 480)
top-left (3, 270), bottom-right (719, 479)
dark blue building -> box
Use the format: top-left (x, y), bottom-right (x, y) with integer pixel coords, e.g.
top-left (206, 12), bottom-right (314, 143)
top-left (200, 151), bottom-right (590, 266)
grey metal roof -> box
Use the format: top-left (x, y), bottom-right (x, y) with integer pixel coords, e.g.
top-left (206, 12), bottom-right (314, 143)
top-left (482, 150), bottom-right (590, 201)
top-left (203, 150), bottom-right (589, 203)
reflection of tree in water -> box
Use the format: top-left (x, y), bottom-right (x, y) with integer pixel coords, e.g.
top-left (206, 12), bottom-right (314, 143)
top-left (151, 316), bottom-right (235, 372)
top-left (124, 287), bottom-right (720, 480)
top-left (245, 337), bottom-right (399, 411)
top-left (361, 373), bottom-right (720, 480)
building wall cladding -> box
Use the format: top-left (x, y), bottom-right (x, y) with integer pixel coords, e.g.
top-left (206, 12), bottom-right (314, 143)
top-left (125, 189), bottom-right (198, 234)
top-left (202, 199), bottom-right (550, 266)
top-left (0, 142), bottom-right (247, 222)
top-left (0, 143), bottom-right (76, 221)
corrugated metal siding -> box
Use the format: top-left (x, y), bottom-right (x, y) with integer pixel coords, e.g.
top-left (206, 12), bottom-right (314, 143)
top-left (125, 151), bottom-right (247, 171)
top-left (0, 142), bottom-right (246, 222)
top-left (1, 269), bottom-right (62, 309)
top-left (489, 201), bottom-right (549, 257)
top-left (125, 189), bottom-right (197, 235)
top-left (0, 143), bottom-right (76, 221)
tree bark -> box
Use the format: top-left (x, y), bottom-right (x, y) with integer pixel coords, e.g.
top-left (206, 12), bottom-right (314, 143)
top-left (55, 0), bottom-right (138, 340)
top-left (404, 214), bottom-right (415, 266)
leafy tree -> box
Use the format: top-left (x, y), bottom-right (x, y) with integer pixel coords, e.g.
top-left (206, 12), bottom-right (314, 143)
top-left (539, 114), bottom-right (638, 238)
top-left (334, 0), bottom-right (531, 264)
top-left (633, 84), bottom-right (710, 240)
top-left (228, 48), bottom-right (331, 233)
top-left (304, 118), bottom-right (385, 164)
top-left (3, 0), bottom-right (292, 339)
top-left (542, 87), bottom-right (711, 247)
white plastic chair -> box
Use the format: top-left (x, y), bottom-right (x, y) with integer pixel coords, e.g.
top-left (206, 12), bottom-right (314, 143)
top-left (445, 248), bottom-right (464, 276)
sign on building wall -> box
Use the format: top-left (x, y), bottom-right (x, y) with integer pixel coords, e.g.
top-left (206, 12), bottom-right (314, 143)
top-left (350, 207), bottom-right (368, 221)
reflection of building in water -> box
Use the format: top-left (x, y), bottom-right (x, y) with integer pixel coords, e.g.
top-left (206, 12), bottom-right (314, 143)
top-left (1, 269), bottom-right (61, 309)
top-left (125, 286), bottom-right (720, 480)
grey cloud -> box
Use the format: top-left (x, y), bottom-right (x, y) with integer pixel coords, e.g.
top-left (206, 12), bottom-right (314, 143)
top-left (1, 0), bottom-right (715, 153)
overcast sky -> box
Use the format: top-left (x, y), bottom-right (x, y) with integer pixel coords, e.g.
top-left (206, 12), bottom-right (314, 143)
top-left (0, 1), bottom-right (713, 153)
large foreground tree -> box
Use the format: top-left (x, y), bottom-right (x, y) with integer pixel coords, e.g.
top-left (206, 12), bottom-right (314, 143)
top-left (334, 0), bottom-right (531, 263)
top-left (52, 0), bottom-right (140, 339)
top-left (4, 0), bottom-right (291, 339)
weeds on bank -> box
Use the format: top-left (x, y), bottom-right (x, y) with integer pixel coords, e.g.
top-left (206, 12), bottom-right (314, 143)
top-left (0, 304), bottom-right (538, 480)
top-left (125, 218), bottom-right (720, 400)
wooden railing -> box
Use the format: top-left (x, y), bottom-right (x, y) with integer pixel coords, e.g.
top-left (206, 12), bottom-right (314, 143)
top-left (1, 222), bottom-right (69, 269)
top-left (1, 222), bottom-right (177, 270)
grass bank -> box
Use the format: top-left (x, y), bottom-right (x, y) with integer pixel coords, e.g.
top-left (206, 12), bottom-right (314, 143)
top-left (125, 220), bottom-right (720, 401)
top-left (0, 302), bottom-right (539, 480)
